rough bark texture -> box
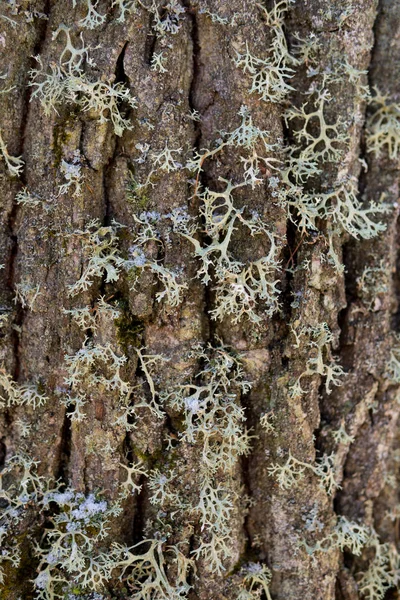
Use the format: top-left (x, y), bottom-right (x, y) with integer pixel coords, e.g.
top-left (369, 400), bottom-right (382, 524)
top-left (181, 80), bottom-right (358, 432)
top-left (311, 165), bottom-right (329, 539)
top-left (1, 1), bottom-right (400, 599)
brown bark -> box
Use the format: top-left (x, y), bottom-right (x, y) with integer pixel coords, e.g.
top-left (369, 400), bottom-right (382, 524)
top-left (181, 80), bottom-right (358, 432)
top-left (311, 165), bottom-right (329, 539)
top-left (1, 1), bottom-right (400, 599)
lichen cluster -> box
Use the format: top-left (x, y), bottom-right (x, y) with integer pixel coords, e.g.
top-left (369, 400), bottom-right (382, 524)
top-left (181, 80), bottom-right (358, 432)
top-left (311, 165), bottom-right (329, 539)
top-left (0, 0), bottom-right (399, 599)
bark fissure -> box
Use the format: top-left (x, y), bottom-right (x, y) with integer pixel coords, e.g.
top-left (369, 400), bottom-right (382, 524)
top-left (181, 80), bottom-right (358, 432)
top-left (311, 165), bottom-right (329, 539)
top-left (56, 407), bottom-right (72, 484)
top-left (103, 40), bottom-right (130, 225)
top-left (182, 1), bottom-right (217, 343)
top-left (5, 2), bottom-right (52, 383)
top-left (391, 218), bottom-right (400, 332)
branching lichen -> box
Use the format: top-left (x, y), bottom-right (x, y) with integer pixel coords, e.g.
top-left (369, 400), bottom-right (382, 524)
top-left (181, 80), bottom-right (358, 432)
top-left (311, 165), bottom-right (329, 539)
top-left (14, 281), bottom-right (41, 310)
top-left (300, 515), bottom-right (370, 556)
top-left (0, 128), bottom-right (24, 177)
top-left (0, 367), bottom-right (48, 409)
top-left (172, 179), bottom-right (281, 323)
top-left (366, 89), bottom-right (400, 160)
top-left (234, 0), bottom-right (298, 103)
top-left (112, 0), bottom-right (185, 35)
top-left (67, 220), bottom-right (125, 296)
top-left (125, 211), bottom-right (188, 308)
top-left (289, 322), bottom-right (345, 397)
top-left (73, 0), bottom-right (106, 29)
top-left (29, 26), bottom-right (136, 135)
top-left (161, 342), bottom-right (252, 573)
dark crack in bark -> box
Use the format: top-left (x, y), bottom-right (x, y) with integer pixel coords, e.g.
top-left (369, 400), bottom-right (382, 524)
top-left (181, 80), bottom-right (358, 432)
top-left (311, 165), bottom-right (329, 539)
top-left (6, 5), bottom-right (51, 382)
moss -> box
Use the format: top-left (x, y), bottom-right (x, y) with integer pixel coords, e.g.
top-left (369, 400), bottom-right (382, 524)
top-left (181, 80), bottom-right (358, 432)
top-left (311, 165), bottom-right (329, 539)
top-left (129, 191), bottom-right (151, 213)
top-left (126, 170), bottom-right (151, 212)
top-left (0, 529), bottom-right (38, 600)
top-left (228, 548), bottom-right (264, 577)
top-left (51, 113), bottom-right (77, 169)
top-left (115, 308), bottom-right (145, 353)
top-left (36, 379), bottom-right (47, 395)
top-left (130, 443), bottom-right (150, 464)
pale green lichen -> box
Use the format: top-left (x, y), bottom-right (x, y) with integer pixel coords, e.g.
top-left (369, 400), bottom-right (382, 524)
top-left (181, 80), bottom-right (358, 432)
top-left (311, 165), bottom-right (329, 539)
top-left (72, 0), bottom-right (106, 29)
top-left (234, 0), bottom-right (298, 103)
top-left (237, 562), bottom-right (272, 600)
top-left (112, 0), bottom-right (185, 35)
top-left (63, 296), bottom-right (120, 333)
top-left (13, 281), bottom-right (41, 310)
top-left (0, 367), bottom-right (48, 409)
top-left (62, 339), bottom-right (131, 419)
top-left (125, 211), bottom-right (188, 307)
top-left (2, 1), bottom-right (399, 596)
top-left (285, 82), bottom-right (349, 163)
top-left (1, 452), bottom-right (194, 598)
top-left (300, 515), bottom-right (370, 556)
top-left (366, 89), bottom-right (400, 160)
top-left (356, 261), bottom-right (388, 311)
top-left (0, 128), bottom-right (24, 177)
top-left (29, 26), bottom-right (136, 135)
top-left (172, 179), bottom-right (281, 323)
top-left (268, 449), bottom-right (340, 496)
top-left (387, 343), bottom-right (400, 384)
top-left (160, 342), bottom-right (252, 574)
top-left (289, 322), bottom-right (345, 397)
top-left (358, 540), bottom-right (400, 600)
top-left (67, 220), bottom-right (126, 296)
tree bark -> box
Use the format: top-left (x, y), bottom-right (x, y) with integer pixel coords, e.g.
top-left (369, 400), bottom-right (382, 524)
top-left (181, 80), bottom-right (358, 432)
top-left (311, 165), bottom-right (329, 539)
top-left (1, 1), bottom-right (400, 599)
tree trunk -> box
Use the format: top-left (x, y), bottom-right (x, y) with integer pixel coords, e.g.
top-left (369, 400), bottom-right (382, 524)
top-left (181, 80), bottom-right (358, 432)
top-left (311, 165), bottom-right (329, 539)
top-left (1, 1), bottom-right (400, 599)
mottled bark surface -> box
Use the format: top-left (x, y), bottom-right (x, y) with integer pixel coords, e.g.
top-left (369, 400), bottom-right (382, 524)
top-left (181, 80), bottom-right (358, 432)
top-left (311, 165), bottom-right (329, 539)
top-left (1, 0), bottom-right (400, 599)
